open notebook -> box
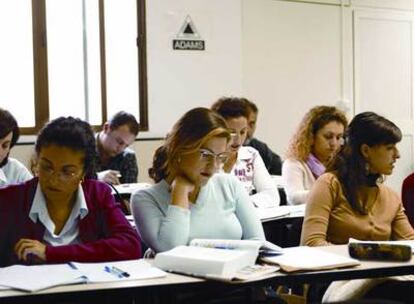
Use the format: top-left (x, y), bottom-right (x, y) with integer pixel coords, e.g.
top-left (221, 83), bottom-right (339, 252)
top-left (261, 246), bottom-right (360, 272)
top-left (0, 259), bottom-right (166, 292)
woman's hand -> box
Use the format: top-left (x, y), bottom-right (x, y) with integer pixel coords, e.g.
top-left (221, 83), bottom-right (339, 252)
top-left (14, 239), bottom-right (47, 262)
top-left (170, 175), bottom-right (196, 209)
top-left (223, 152), bottom-right (237, 173)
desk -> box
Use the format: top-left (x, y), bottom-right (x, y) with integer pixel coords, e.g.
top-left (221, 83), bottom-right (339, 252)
top-left (2, 245), bottom-right (414, 304)
top-left (259, 205), bottom-right (305, 248)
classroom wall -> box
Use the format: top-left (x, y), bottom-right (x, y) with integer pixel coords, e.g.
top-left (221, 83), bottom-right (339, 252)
top-left (12, 0), bottom-right (414, 190)
top-left (144, 0), bottom-right (243, 138)
top-left (241, 0), bottom-right (353, 157)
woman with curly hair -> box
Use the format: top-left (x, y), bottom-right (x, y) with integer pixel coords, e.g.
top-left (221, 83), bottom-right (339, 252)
top-left (282, 105), bottom-right (347, 205)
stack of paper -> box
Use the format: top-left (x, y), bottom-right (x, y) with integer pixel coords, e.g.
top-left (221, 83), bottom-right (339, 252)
top-left (261, 246), bottom-right (360, 272)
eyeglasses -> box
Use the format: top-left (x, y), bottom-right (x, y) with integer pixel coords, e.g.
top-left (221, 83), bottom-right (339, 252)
top-left (37, 161), bottom-right (82, 182)
top-left (199, 149), bottom-right (229, 164)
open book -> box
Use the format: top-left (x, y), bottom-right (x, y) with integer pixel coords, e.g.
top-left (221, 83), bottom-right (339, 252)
top-left (0, 259), bottom-right (166, 292)
top-left (153, 239), bottom-right (281, 281)
top-left (261, 246), bottom-right (360, 273)
top-left (189, 238), bottom-right (283, 256)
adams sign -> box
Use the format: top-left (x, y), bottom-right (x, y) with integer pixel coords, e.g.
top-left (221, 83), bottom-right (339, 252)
top-left (173, 15), bottom-right (205, 51)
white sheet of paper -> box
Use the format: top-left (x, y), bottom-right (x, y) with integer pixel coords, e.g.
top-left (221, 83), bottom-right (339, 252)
top-left (73, 259), bottom-right (166, 283)
top-left (0, 264), bottom-right (84, 292)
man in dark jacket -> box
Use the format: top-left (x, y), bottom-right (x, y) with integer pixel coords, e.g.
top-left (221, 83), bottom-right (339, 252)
top-left (243, 99), bottom-right (282, 175)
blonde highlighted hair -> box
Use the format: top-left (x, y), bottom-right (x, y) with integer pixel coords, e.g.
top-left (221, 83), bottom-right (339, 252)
top-left (285, 105), bottom-right (347, 162)
top-left (149, 108), bottom-right (231, 182)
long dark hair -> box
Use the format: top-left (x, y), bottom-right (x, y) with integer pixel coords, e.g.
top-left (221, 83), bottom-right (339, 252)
top-left (328, 112), bottom-right (402, 214)
top-left (0, 108), bottom-right (20, 167)
top-left (149, 108), bottom-right (231, 183)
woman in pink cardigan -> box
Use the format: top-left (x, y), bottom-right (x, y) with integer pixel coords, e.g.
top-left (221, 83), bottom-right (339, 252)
top-left (0, 117), bottom-right (141, 266)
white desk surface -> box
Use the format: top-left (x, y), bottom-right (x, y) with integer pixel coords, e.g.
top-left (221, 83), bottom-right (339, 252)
top-left (112, 183), bottom-right (151, 195)
top-left (257, 204), bottom-right (305, 222)
top-left (2, 245), bottom-right (414, 300)
top-left (0, 266), bottom-right (204, 299)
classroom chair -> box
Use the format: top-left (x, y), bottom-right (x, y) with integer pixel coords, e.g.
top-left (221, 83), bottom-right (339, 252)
top-left (401, 172), bottom-right (414, 228)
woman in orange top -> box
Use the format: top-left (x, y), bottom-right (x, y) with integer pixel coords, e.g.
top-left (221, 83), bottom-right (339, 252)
top-left (301, 111), bottom-right (414, 302)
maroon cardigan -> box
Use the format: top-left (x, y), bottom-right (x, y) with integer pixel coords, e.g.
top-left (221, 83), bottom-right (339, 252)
top-left (0, 178), bottom-right (141, 266)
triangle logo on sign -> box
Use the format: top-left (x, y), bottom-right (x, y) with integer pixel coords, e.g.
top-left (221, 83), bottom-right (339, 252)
top-left (177, 15), bottom-right (201, 39)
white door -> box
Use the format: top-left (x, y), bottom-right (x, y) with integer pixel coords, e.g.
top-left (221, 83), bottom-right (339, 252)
top-left (354, 8), bottom-right (414, 194)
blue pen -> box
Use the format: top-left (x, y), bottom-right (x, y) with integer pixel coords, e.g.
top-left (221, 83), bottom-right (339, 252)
top-left (104, 265), bottom-right (129, 278)
top-left (68, 262), bottom-right (78, 270)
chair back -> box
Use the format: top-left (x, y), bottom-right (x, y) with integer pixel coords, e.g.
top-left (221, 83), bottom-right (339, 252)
top-left (401, 173), bottom-right (414, 228)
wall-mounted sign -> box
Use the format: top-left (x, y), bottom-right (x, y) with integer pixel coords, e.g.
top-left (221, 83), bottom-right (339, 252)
top-left (173, 15), bottom-right (205, 51)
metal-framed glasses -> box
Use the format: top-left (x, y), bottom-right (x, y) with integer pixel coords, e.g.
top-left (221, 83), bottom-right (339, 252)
top-left (37, 161), bottom-right (82, 182)
top-left (199, 149), bottom-right (229, 164)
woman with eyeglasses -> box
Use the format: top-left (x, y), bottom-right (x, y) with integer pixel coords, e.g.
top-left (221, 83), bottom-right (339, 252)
top-left (0, 108), bottom-right (32, 187)
top-left (0, 117), bottom-right (141, 266)
top-left (131, 108), bottom-right (264, 253)
top-left (211, 97), bottom-right (280, 208)
top-left (282, 105), bottom-right (347, 205)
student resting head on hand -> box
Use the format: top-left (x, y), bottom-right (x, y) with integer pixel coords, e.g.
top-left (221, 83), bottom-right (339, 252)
top-left (282, 105), bottom-right (347, 205)
top-left (0, 108), bottom-right (32, 187)
top-left (0, 117), bottom-right (141, 266)
top-left (131, 107), bottom-right (265, 253)
top-left (301, 112), bottom-right (414, 302)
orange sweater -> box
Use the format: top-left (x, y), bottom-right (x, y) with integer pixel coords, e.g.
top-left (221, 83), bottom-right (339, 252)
top-left (301, 173), bottom-right (414, 246)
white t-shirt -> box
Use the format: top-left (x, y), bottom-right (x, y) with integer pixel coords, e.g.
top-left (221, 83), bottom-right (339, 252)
top-left (0, 157), bottom-right (32, 187)
top-left (230, 146), bottom-right (280, 208)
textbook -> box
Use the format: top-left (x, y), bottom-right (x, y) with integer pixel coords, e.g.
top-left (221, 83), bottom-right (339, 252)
top-left (189, 238), bottom-right (283, 256)
top-left (261, 246), bottom-right (360, 273)
top-left (0, 259), bottom-right (166, 292)
top-left (153, 239), bottom-right (282, 281)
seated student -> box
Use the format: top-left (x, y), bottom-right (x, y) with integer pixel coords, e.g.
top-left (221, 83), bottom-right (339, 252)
top-left (212, 97), bottom-right (280, 208)
top-left (301, 112), bottom-right (414, 302)
top-left (131, 108), bottom-right (265, 253)
top-left (242, 98), bottom-right (282, 175)
top-left (0, 117), bottom-right (141, 266)
top-left (283, 105), bottom-right (347, 205)
top-left (0, 108), bottom-right (32, 187)
top-left (96, 111), bottom-right (139, 184)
